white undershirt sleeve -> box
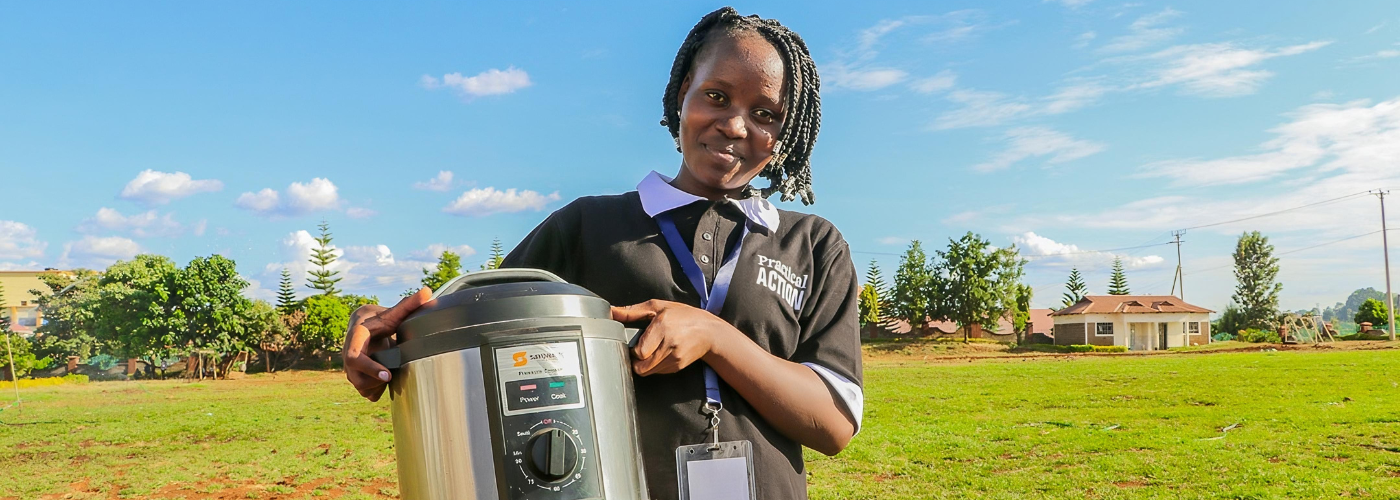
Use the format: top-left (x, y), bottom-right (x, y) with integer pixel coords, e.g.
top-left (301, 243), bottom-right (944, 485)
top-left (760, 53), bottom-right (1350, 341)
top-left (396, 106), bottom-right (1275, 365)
top-left (801, 362), bottom-right (864, 434)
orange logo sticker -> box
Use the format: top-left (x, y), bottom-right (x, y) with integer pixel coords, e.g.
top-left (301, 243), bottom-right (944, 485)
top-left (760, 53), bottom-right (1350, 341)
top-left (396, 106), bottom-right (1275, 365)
top-left (512, 351), bottom-right (528, 367)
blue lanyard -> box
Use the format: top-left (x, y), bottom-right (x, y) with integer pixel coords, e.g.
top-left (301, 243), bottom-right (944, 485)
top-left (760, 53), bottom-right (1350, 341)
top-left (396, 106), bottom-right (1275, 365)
top-left (654, 212), bottom-right (750, 405)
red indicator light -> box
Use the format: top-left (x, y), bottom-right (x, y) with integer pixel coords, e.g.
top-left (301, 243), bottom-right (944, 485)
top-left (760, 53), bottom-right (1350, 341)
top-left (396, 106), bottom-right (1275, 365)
top-left (520, 384), bottom-right (537, 391)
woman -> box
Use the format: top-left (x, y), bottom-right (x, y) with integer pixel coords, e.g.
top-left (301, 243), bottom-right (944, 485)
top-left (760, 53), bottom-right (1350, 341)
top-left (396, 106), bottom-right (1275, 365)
top-left (343, 7), bottom-right (862, 499)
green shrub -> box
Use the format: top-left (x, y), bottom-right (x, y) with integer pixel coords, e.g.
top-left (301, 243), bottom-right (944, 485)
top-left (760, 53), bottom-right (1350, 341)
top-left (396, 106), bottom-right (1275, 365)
top-left (1092, 345), bottom-right (1128, 353)
top-left (1236, 328), bottom-right (1277, 343)
top-left (1066, 344), bottom-right (1094, 353)
top-left (14, 373), bottom-right (89, 389)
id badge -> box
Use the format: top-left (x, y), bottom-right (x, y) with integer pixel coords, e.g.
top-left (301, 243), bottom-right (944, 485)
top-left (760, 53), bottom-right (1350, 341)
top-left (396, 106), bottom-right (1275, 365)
top-left (675, 440), bottom-right (756, 500)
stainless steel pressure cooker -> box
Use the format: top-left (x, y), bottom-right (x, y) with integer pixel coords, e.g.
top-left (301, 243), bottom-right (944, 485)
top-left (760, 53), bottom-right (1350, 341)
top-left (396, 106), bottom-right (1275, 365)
top-left (371, 268), bottom-right (648, 500)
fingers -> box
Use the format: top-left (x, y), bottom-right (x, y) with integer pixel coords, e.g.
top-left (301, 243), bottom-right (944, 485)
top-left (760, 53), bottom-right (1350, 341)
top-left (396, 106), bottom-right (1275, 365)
top-left (361, 288), bottom-right (432, 334)
top-left (611, 300), bottom-right (663, 324)
top-left (633, 343), bottom-right (674, 376)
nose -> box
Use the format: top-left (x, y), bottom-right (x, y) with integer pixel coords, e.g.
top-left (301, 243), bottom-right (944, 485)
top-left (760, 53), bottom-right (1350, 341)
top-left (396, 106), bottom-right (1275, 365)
top-left (715, 112), bottom-right (748, 140)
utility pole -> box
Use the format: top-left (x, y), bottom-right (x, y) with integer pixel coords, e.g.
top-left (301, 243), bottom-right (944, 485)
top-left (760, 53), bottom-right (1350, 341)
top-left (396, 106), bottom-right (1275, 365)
top-left (1169, 230), bottom-right (1186, 300)
top-left (1374, 190), bottom-right (1396, 342)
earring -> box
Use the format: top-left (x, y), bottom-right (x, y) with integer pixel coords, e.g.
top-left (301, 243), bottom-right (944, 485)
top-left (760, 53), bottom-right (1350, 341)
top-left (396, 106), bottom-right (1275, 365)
top-left (673, 136), bottom-right (682, 152)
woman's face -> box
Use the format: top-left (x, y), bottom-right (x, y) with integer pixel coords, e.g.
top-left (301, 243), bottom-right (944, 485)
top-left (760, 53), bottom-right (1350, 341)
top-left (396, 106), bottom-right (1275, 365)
top-left (675, 32), bottom-right (787, 196)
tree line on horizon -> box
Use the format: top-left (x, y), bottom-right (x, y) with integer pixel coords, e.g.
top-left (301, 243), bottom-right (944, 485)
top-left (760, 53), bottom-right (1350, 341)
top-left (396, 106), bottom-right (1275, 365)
top-left (0, 221), bottom-right (506, 379)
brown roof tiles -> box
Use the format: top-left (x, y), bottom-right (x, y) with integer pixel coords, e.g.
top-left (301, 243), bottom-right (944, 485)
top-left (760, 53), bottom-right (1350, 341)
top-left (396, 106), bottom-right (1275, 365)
top-left (1050, 295), bottom-right (1213, 316)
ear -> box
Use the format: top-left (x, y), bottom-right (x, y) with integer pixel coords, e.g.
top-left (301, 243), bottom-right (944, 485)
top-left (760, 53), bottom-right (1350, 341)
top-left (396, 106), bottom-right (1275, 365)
top-left (676, 73), bottom-right (693, 112)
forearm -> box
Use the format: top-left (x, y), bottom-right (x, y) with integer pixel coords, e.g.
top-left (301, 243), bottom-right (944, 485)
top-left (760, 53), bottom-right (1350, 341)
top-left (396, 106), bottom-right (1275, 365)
top-left (702, 326), bottom-right (856, 455)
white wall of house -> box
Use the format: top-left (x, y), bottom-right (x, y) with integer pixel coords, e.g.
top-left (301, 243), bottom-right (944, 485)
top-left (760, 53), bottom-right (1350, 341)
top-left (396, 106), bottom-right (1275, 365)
top-left (1053, 313), bottom-right (1212, 349)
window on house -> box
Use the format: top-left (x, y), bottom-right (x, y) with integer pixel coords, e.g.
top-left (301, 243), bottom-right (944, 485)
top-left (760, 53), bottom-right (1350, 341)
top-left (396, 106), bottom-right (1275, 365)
top-left (1188, 322), bottom-right (1201, 334)
top-left (1095, 322), bottom-right (1114, 336)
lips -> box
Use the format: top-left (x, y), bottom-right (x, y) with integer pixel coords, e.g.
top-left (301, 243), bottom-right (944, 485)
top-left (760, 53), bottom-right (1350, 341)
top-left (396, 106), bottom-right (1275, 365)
top-left (703, 143), bottom-right (742, 164)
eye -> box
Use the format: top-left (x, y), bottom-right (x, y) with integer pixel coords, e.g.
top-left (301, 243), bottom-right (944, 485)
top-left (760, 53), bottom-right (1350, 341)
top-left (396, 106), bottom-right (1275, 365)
top-left (752, 108), bottom-right (776, 124)
top-left (705, 90), bottom-right (726, 103)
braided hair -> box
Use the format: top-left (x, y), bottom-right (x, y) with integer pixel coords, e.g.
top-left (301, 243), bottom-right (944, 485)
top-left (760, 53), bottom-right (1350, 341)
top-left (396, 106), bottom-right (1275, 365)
top-left (660, 6), bottom-right (822, 205)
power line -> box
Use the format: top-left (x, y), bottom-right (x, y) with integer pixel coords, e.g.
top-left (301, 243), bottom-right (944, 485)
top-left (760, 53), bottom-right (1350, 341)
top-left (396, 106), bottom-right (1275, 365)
top-left (1182, 229), bottom-right (1396, 277)
top-left (1176, 190), bottom-right (1372, 232)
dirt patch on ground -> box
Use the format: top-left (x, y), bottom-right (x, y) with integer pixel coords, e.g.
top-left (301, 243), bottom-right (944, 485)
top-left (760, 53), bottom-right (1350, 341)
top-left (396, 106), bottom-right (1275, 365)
top-left (36, 475), bottom-right (395, 500)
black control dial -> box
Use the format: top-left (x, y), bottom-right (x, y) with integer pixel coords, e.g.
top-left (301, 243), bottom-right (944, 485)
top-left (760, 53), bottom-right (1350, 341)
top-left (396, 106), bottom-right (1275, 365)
top-left (527, 428), bottom-right (578, 481)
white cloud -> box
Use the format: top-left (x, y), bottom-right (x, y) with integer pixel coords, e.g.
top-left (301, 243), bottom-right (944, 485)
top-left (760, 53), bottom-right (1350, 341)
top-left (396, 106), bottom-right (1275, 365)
top-left (1045, 0), bottom-right (1094, 8)
top-left (413, 171), bottom-right (455, 191)
top-left (1073, 31), bottom-right (1097, 49)
top-left (0, 221), bottom-right (46, 261)
top-left (235, 178), bottom-right (343, 217)
top-left (193, 219), bottom-right (208, 237)
top-left (410, 244), bottom-right (478, 260)
top-left (932, 89), bottom-right (1034, 130)
top-left (1139, 97), bottom-right (1400, 186)
top-left (1014, 232), bottom-right (1165, 269)
top-left (346, 207), bottom-right (377, 219)
top-left (61, 236), bottom-right (141, 268)
top-left (1099, 8), bottom-right (1184, 54)
top-left (1132, 41), bottom-right (1332, 97)
top-left (910, 70), bottom-right (957, 94)
top-left (421, 67), bottom-right (532, 99)
top-left (443, 187), bottom-right (561, 217)
top-left (876, 236), bottom-right (908, 246)
top-left (933, 80), bottom-right (1111, 130)
top-left (828, 64), bottom-right (908, 91)
top-left (263, 231), bottom-right (476, 299)
top-left (119, 170), bottom-right (223, 205)
top-left (78, 207), bottom-right (183, 237)
top-left (1344, 49), bottom-right (1400, 63)
top-left (974, 127), bottom-right (1106, 172)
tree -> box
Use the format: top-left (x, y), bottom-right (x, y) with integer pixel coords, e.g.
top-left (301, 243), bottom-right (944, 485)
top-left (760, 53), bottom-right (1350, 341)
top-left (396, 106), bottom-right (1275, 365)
top-left (1232, 231), bottom-right (1282, 330)
top-left (91, 255), bottom-right (183, 377)
top-left (422, 250), bottom-right (462, 291)
top-left (1061, 268), bottom-right (1088, 308)
top-left (1356, 298), bottom-right (1391, 327)
top-left (930, 232), bottom-right (1027, 342)
top-left (1213, 303), bottom-right (1247, 338)
top-left (242, 300), bottom-right (290, 372)
top-left (1336, 288), bottom-right (1394, 324)
top-left (297, 294), bottom-right (352, 356)
top-left (859, 284), bottom-right (881, 327)
top-left (0, 280), bottom-right (7, 332)
top-left (865, 259), bottom-right (894, 318)
top-left (30, 269), bottom-right (101, 361)
top-left (1, 332), bottom-right (47, 380)
top-left (481, 238), bottom-right (506, 270)
top-left (891, 241), bottom-right (934, 334)
top-left (276, 268), bottom-right (298, 314)
top-left (1107, 258), bottom-right (1130, 295)
top-left (1011, 284), bottom-right (1033, 345)
top-left (306, 220), bottom-right (342, 295)
top-left (172, 255), bottom-right (257, 370)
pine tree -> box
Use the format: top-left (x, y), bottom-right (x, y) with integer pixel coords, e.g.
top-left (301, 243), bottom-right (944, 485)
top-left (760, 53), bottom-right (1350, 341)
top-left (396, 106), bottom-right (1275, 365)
top-left (1107, 258), bottom-right (1130, 295)
top-left (1232, 231), bottom-right (1282, 330)
top-left (423, 250), bottom-right (463, 291)
top-left (865, 259), bottom-right (893, 317)
top-left (480, 238), bottom-right (506, 270)
top-left (1062, 268), bottom-right (1088, 308)
top-left (306, 220), bottom-right (342, 295)
top-left (276, 268), bottom-right (298, 313)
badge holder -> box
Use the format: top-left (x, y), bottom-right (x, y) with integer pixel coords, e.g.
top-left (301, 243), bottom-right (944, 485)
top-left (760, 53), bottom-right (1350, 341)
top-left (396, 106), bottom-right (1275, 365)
top-left (675, 402), bottom-right (756, 500)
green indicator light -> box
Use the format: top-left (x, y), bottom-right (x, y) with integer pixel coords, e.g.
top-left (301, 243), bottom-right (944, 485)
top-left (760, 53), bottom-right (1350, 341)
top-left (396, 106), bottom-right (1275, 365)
top-left (549, 381), bottom-right (566, 388)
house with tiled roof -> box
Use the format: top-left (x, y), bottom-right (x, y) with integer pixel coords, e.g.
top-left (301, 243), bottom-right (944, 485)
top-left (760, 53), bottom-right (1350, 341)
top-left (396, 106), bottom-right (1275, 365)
top-left (1050, 295), bottom-right (1213, 350)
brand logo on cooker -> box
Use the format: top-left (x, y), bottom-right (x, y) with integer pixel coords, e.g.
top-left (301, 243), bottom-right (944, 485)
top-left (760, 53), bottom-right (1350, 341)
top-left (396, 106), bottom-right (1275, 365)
top-left (512, 351), bottom-right (528, 367)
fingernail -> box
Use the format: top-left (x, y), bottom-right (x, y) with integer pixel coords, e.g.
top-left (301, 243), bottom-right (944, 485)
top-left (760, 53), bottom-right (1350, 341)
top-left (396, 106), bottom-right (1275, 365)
top-left (378, 371), bottom-right (390, 382)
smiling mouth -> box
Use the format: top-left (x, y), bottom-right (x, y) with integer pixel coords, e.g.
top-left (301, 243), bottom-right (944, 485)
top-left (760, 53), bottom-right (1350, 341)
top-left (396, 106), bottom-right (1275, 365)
top-left (704, 144), bottom-right (741, 163)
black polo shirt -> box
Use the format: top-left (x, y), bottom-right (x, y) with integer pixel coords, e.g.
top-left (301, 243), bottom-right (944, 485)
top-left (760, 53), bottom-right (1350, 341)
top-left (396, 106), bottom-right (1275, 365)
top-left (502, 173), bottom-right (863, 500)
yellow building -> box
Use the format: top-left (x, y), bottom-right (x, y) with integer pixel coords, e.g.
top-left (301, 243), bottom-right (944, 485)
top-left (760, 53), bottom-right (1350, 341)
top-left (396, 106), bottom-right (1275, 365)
top-left (0, 270), bottom-right (71, 335)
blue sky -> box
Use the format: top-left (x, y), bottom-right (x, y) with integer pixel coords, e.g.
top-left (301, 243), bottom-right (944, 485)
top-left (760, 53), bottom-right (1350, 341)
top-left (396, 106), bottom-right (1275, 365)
top-left (2, 1), bottom-right (1398, 311)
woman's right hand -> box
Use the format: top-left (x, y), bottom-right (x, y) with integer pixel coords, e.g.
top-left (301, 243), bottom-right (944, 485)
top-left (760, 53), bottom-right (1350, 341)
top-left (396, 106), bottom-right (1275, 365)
top-left (342, 288), bottom-right (433, 402)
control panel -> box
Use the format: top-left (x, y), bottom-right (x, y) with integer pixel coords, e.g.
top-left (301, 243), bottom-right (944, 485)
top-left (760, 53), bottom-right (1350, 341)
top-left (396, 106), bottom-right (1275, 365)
top-left (493, 341), bottom-right (603, 499)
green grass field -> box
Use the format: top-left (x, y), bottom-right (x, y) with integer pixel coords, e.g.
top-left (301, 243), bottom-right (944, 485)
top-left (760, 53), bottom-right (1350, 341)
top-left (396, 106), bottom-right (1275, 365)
top-left (2, 346), bottom-right (1398, 499)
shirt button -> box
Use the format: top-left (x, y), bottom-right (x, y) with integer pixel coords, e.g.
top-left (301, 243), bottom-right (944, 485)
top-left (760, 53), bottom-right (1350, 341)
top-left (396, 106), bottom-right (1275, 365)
top-left (700, 255), bottom-right (711, 264)
top-left (702, 232), bottom-right (713, 241)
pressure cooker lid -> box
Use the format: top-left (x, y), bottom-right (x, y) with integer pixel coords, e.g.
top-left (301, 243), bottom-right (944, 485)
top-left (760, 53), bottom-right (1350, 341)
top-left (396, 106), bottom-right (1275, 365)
top-left (394, 268), bottom-right (611, 346)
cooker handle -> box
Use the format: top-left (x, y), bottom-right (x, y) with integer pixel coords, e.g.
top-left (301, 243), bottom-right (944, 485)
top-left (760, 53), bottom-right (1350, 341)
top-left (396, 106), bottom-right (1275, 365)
top-left (369, 347), bottom-right (402, 371)
top-left (432, 268), bottom-right (568, 298)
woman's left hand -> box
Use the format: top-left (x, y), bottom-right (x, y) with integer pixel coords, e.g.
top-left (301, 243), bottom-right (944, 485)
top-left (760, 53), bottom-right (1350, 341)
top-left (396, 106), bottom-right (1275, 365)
top-left (610, 299), bottom-right (735, 376)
